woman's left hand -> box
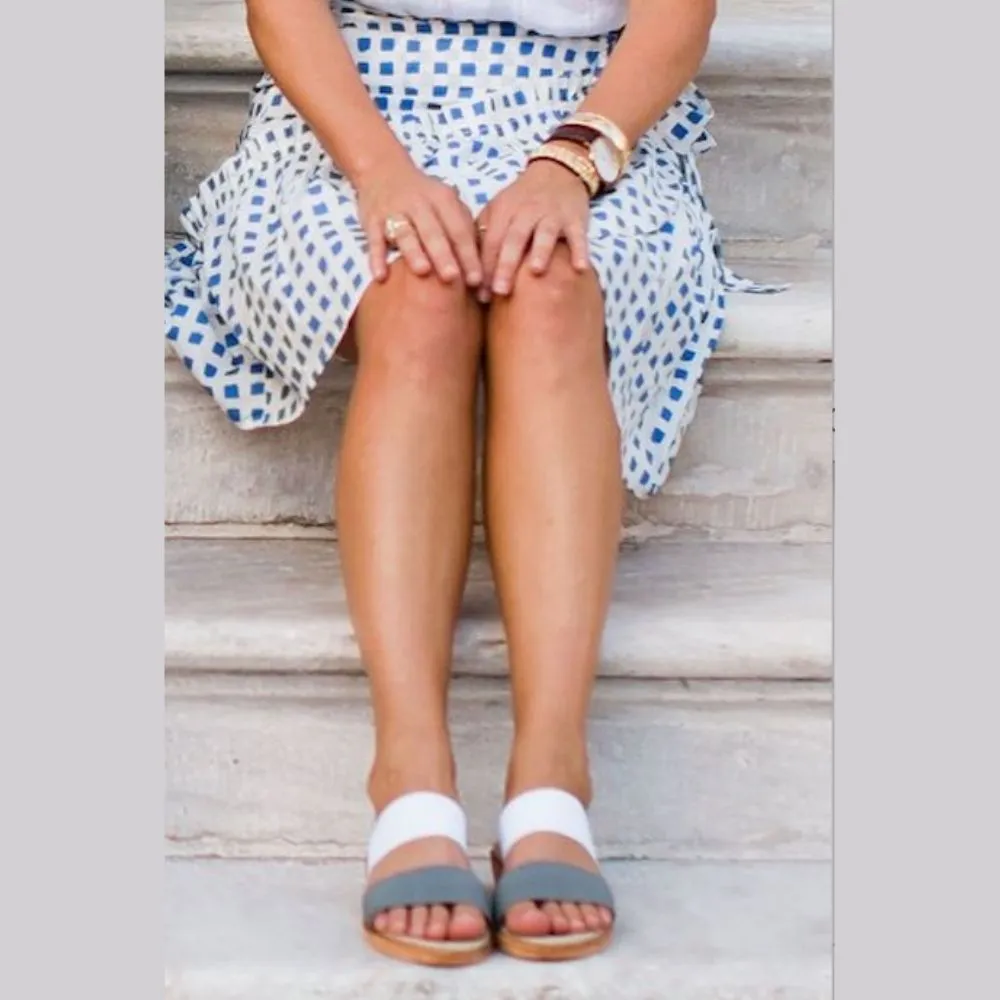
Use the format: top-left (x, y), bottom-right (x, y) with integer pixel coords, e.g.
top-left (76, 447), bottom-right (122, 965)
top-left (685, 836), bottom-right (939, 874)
top-left (477, 151), bottom-right (592, 302)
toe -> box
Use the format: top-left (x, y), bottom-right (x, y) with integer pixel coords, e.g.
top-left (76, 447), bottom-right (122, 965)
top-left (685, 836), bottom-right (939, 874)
top-left (386, 906), bottom-right (409, 937)
top-left (407, 905), bottom-right (429, 939)
top-left (426, 904), bottom-right (451, 940)
top-left (579, 903), bottom-right (603, 932)
top-left (599, 906), bottom-right (614, 927)
top-left (560, 903), bottom-right (587, 934)
top-left (373, 911), bottom-right (390, 934)
top-left (448, 904), bottom-right (486, 941)
top-left (542, 901), bottom-right (570, 934)
top-left (504, 900), bottom-right (551, 937)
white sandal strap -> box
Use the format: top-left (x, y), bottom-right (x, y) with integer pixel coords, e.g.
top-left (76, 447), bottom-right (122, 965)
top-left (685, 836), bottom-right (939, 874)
top-left (497, 787), bottom-right (598, 862)
top-left (366, 792), bottom-right (468, 872)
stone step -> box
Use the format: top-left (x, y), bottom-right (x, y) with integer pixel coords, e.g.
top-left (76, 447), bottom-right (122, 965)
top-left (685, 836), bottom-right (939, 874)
top-left (165, 0), bottom-right (832, 78)
top-left (165, 536), bottom-right (830, 861)
top-left (166, 857), bottom-right (832, 999)
top-left (165, 254), bottom-right (832, 533)
top-left (165, 537), bottom-right (832, 680)
top-left (167, 673), bottom-right (831, 861)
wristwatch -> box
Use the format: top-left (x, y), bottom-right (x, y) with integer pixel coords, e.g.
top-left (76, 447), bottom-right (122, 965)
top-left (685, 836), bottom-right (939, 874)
top-left (548, 124), bottom-right (622, 189)
top-left (549, 113), bottom-right (631, 192)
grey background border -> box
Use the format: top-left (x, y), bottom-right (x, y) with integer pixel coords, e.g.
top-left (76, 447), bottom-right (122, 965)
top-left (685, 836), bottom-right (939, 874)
top-left (1, 0), bottom-right (997, 997)
top-left (0, 1), bottom-right (164, 997)
top-left (833, 0), bottom-right (998, 995)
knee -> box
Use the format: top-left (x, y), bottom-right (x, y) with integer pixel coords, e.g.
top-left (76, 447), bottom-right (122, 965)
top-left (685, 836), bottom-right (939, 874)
top-left (489, 249), bottom-right (605, 367)
top-left (362, 266), bottom-right (482, 384)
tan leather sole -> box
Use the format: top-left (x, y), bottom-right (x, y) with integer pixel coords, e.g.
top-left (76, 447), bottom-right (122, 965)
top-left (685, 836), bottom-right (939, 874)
top-left (496, 926), bottom-right (613, 962)
top-left (363, 928), bottom-right (493, 967)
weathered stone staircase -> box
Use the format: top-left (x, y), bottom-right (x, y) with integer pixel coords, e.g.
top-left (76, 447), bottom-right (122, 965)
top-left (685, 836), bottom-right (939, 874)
top-left (164, 2), bottom-right (833, 996)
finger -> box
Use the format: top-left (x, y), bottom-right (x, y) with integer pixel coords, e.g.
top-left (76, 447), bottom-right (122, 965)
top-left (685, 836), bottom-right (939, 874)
top-left (365, 217), bottom-right (389, 282)
top-left (434, 192), bottom-right (483, 287)
top-left (528, 219), bottom-right (562, 276)
top-left (475, 208), bottom-right (492, 247)
top-left (492, 217), bottom-right (537, 295)
top-left (392, 222), bottom-right (433, 277)
top-left (565, 219), bottom-right (591, 272)
top-left (475, 217), bottom-right (490, 289)
top-left (478, 211), bottom-right (510, 303)
top-left (410, 203), bottom-right (461, 283)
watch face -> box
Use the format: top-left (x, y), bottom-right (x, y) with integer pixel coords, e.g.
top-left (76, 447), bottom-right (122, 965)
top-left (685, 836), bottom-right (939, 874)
top-left (591, 137), bottom-right (619, 183)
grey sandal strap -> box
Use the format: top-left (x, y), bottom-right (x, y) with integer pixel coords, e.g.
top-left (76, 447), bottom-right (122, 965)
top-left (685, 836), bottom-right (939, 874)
top-left (362, 864), bottom-right (491, 930)
top-left (493, 862), bottom-right (616, 925)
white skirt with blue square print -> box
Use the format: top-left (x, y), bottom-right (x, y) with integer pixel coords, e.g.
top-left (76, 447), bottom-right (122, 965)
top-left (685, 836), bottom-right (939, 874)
top-left (164, 0), bottom-right (777, 497)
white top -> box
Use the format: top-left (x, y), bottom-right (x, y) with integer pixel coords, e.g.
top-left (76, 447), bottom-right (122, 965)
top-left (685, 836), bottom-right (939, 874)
top-left (359, 1), bottom-right (628, 37)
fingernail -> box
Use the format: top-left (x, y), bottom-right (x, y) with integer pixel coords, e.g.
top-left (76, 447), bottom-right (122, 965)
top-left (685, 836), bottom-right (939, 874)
top-left (493, 280), bottom-right (508, 294)
top-left (468, 271), bottom-right (482, 286)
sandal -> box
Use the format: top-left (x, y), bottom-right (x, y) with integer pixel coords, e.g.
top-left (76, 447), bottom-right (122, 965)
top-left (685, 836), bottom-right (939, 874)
top-left (361, 791), bottom-right (493, 966)
top-left (491, 787), bottom-right (616, 961)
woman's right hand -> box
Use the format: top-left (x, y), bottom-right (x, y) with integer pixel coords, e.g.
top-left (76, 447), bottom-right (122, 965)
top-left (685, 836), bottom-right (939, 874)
top-left (356, 155), bottom-right (482, 287)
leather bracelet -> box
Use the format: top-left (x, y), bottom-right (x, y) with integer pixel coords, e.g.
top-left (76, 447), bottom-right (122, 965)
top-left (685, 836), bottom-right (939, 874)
top-left (550, 122), bottom-right (608, 149)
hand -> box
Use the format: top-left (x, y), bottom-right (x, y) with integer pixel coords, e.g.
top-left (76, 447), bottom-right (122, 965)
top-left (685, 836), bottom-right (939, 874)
top-left (477, 151), bottom-right (591, 303)
top-left (356, 154), bottom-right (482, 286)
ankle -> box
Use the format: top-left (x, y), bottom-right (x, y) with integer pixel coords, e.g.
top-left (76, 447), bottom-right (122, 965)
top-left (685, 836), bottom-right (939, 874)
top-left (504, 730), bottom-right (593, 807)
top-left (367, 736), bottom-right (458, 811)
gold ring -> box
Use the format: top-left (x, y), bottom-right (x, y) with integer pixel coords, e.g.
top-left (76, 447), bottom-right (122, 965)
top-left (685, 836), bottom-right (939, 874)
top-left (384, 215), bottom-right (412, 244)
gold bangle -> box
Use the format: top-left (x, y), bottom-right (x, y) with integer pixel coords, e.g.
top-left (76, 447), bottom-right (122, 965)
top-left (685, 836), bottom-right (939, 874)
top-left (564, 111), bottom-right (631, 163)
top-left (528, 142), bottom-right (601, 197)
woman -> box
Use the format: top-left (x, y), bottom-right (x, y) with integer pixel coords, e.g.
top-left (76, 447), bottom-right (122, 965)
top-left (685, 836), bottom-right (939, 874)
top-left (166, 0), bottom-right (769, 967)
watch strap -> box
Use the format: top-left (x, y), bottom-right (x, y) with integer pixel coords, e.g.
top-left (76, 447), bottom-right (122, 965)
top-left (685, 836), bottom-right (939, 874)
top-left (549, 123), bottom-right (604, 149)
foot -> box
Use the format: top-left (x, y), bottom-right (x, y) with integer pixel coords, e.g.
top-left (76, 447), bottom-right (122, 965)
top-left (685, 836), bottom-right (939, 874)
top-left (499, 831), bottom-right (614, 937)
top-left (500, 744), bottom-right (613, 937)
top-left (366, 762), bottom-right (487, 943)
top-left (367, 834), bottom-right (487, 942)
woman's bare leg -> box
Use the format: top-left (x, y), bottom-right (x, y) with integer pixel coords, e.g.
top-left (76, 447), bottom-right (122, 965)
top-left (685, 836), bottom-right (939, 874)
top-left (337, 262), bottom-right (484, 941)
top-left (483, 246), bottom-right (623, 936)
